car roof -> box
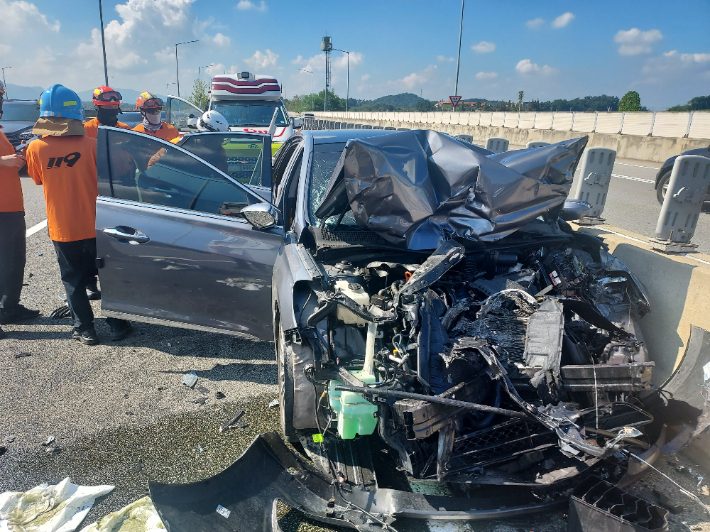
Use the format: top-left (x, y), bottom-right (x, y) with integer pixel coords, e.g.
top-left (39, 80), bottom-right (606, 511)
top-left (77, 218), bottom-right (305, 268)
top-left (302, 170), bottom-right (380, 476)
top-left (303, 129), bottom-right (400, 145)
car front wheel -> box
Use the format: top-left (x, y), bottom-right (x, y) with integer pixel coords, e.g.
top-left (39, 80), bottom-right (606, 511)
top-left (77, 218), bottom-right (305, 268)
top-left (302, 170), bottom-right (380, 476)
top-left (656, 170), bottom-right (670, 205)
top-left (275, 318), bottom-right (297, 442)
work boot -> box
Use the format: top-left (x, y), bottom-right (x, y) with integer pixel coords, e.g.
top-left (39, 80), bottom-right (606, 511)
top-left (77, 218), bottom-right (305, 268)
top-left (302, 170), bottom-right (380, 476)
top-left (72, 327), bottom-right (100, 346)
top-left (0, 326), bottom-right (6, 340)
top-left (110, 321), bottom-right (133, 342)
top-left (0, 304), bottom-right (40, 324)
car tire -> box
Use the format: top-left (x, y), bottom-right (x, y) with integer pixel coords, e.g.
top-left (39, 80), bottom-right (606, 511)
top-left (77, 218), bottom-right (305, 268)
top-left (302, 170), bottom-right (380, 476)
top-left (656, 170), bottom-right (670, 205)
top-left (275, 318), bottom-right (298, 442)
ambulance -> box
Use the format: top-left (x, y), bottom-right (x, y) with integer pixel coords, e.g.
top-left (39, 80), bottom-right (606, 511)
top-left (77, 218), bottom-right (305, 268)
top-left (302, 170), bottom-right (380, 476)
top-left (208, 72), bottom-right (298, 155)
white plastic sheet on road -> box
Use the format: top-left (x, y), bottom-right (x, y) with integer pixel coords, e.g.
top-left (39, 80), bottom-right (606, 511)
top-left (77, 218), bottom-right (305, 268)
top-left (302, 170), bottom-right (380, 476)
top-left (79, 497), bottom-right (164, 532)
top-left (0, 478), bottom-right (114, 532)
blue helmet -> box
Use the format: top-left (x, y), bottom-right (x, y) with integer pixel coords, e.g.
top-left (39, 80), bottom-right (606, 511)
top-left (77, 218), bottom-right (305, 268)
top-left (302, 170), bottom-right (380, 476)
top-left (39, 84), bottom-right (85, 121)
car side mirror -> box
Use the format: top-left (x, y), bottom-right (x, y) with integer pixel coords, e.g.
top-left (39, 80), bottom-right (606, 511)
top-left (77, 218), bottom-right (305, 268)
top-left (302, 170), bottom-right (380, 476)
top-left (186, 114), bottom-right (197, 128)
top-left (292, 117), bottom-right (302, 129)
top-left (242, 203), bottom-right (279, 229)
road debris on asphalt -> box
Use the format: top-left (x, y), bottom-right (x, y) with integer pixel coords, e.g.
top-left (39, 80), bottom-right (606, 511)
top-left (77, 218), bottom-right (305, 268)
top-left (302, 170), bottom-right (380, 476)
top-left (193, 397), bottom-right (207, 405)
top-left (181, 372), bottom-right (197, 388)
top-left (49, 305), bottom-right (71, 319)
top-left (0, 477), bottom-right (114, 532)
top-left (219, 410), bottom-right (246, 433)
top-left (13, 353), bottom-right (31, 359)
top-left (215, 391), bottom-right (226, 399)
top-left (3, 437), bottom-right (14, 444)
top-left (78, 496), bottom-right (163, 532)
top-left (197, 386), bottom-right (209, 395)
top-left (41, 435), bottom-right (54, 446)
top-left (267, 399), bottom-right (278, 408)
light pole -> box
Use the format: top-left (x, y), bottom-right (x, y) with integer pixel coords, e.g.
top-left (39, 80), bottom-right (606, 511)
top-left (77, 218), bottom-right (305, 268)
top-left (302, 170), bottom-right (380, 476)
top-left (332, 48), bottom-right (350, 112)
top-left (166, 82), bottom-right (176, 96)
top-left (98, 0), bottom-right (109, 86)
top-left (300, 68), bottom-right (314, 111)
top-left (454, 0), bottom-right (465, 101)
top-left (198, 64), bottom-right (213, 82)
top-left (1, 67), bottom-right (10, 98)
top-left (175, 39), bottom-right (198, 97)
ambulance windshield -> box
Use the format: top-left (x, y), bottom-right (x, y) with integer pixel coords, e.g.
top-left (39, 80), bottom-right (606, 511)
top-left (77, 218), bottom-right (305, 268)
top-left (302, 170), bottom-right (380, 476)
top-left (210, 100), bottom-right (289, 128)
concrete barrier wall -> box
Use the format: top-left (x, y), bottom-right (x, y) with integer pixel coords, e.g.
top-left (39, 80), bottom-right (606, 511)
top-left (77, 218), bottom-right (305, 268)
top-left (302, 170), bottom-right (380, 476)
top-left (308, 112), bottom-right (710, 163)
top-left (572, 224), bottom-right (710, 384)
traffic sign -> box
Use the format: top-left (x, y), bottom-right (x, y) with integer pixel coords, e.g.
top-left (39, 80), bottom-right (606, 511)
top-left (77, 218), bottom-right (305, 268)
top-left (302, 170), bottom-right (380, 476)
top-left (449, 95), bottom-right (462, 108)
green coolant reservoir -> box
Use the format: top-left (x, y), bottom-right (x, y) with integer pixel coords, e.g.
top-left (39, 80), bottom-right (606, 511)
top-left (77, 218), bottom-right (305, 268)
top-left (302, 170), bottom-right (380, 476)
top-left (328, 371), bottom-right (378, 440)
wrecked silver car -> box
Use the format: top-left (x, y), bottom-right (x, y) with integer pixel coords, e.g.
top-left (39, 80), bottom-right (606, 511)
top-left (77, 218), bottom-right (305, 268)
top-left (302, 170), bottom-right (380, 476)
top-left (95, 128), bottom-right (698, 530)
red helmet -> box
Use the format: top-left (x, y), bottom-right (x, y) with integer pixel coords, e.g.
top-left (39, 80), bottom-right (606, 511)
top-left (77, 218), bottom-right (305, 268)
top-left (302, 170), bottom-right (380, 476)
top-left (136, 91), bottom-right (163, 111)
top-left (93, 86), bottom-right (122, 106)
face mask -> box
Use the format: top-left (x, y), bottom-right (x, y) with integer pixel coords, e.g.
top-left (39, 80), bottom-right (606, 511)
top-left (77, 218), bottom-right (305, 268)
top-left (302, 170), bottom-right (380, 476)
top-left (146, 111), bottom-right (162, 125)
top-left (97, 107), bottom-right (120, 126)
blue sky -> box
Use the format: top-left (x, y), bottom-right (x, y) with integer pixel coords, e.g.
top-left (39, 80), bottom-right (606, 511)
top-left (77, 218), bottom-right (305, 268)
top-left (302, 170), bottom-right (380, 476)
top-left (0, 0), bottom-right (708, 109)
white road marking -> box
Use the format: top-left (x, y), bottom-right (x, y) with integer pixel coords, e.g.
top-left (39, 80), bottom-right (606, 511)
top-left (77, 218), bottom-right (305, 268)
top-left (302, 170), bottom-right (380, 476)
top-left (611, 173), bottom-right (655, 184)
top-left (615, 162), bottom-right (659, 170)
top-left (26, 219), bottom-right (47, 238)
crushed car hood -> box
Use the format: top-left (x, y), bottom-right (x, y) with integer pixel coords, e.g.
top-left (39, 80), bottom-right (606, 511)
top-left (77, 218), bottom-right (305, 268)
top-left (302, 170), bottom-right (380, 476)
top-left (315, 131), bottom-right (588, 250)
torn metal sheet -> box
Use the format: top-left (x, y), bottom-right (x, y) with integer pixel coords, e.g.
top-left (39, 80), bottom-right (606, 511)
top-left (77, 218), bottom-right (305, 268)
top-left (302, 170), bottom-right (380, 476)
top-left (315, 131), bottom-right (587, 249)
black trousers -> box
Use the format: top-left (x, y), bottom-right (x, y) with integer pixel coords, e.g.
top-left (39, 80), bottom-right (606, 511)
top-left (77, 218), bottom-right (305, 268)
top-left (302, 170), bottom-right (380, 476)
top-left (52, 238), bottom-right (123, 332)
top-left (0, 211), bottom-right (26, 311)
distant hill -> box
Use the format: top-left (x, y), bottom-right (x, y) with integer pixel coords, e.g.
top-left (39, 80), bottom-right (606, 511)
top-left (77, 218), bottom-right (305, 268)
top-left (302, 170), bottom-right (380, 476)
top-left (348, 93), bottom-right (432, 112)
top-left (4, 84), bottom-right (45, 100)
top-left (370, 93), bottom-right (427, 108)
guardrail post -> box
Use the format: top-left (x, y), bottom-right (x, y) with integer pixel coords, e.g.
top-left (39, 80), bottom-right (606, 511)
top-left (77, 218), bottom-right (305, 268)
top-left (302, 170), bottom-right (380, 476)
top-left (517, 111), bottom-right (521, 129)
top-left (649, 112), bottom-right (656, 136)
top-left (651, 155), bottom-right (710, 253)
top-left (551, 111), bottom-right (555, 130)
top-left (532, 111), bottom-right (537, 129)
top-left (593, 111), bottom-right (598, 133)
top-left (573, 147), bottom-right (616, 225)
top-left (619, 112), bottom-right (624, 134)
top-left (685, 112), bottom-right (694, 138)
top-left (570, 112), bottom-right (575, 131)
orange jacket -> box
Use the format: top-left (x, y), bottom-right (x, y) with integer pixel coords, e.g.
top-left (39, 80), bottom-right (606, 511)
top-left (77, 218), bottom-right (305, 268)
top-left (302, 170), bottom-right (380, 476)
top-left (26, 135), bottom-right (98, 242)
top-left (83, 117), bottom-right (131, 138)
top-left (132, 122), bottom-right (180, 142)
top-left (0, 131), bottom-right (24, 213)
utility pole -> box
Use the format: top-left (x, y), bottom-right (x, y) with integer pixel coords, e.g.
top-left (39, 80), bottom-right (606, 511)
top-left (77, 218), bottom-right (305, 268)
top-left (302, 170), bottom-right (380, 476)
top-left (300, 68), bottom-right (314, 111)
top-left (454, 0), bottom-right (465, 98)
top-left (1, 67), bottom-right (11, 98)
top-left (98, 0), bottom-right (109, 86)
top-left (175, 39), bottom-right (198, 97)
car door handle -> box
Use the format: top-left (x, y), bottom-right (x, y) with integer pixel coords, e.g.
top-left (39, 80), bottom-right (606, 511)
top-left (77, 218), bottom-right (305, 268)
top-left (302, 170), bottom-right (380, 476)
top-left (103, 226), bottom-right (151, 244)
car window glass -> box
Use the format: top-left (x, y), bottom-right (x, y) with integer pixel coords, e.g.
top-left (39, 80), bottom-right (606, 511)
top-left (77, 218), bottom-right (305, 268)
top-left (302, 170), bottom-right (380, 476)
top-left (101, 129), bottom-right (262, 218)
top-left (308, 143), bottom-right (355, 225)
top-left (273, 140), bottom-right (300, 200)
top-left (178, 133), bottom-right (268, 187)
top-left (167, 97), bottom-right (203, 131)
top-left (210, 101), bottom-right (288, 128)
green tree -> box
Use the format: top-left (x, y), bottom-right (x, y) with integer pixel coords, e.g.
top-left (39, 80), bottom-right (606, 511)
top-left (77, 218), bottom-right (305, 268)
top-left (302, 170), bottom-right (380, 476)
top-left (188, 79), bottom-right (209, 111)
top-left (518, 90), bottom-right (524, 112)
top-left (619, 91), bottom-right (642, 112)
top-left (415, 99), bottom-right (436, 112)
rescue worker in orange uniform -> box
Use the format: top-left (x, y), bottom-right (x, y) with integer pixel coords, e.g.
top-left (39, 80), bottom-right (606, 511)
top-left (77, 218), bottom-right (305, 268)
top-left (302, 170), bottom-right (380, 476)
top-left (0, 82), bottom-right (40, 338)
top-left (26, 84), bottom-right (132, 345)
top-left (83, 86), bottom-right (131, 139)
top-left (131, 92), bottom-right (179, 141)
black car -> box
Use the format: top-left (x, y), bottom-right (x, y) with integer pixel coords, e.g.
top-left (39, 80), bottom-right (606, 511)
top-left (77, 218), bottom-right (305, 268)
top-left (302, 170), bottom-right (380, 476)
top-left (655, 143), bottom-right (710, 204)
top-left (0, 99), bottom-right (39, 147)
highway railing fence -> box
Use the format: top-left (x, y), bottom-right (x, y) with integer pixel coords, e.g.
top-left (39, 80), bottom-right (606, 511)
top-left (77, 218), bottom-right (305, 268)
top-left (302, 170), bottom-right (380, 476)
top-left (302, 111), bottom-right (710, 140)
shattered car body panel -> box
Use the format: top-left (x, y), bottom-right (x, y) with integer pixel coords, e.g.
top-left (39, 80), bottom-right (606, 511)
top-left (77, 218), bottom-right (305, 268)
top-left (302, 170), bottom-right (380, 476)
top-left (148, 130), bottom-right (706, 531)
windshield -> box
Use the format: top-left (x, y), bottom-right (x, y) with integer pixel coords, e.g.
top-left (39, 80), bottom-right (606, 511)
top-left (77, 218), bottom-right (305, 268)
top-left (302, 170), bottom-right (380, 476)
top-left (308, 142), bottom-right (356, 226)
top-left (210, 100), bottom-right (288, 128)
top-left (0, 102), bottom-right (39, 121)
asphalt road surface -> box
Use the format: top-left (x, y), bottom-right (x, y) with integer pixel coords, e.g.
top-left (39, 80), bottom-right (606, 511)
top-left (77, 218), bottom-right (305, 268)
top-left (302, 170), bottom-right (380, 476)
top-left (4, 169), bottom-right (710, 532)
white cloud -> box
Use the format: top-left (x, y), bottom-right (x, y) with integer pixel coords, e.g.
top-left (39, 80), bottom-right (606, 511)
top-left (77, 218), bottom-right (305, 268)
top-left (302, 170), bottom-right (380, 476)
top-left (552, 12), bottom-right (574, 28)
top-left (614, 28), bottom-right (663, 56)
top-left (361, 74), bottom-right (370, 81)
top-left (0, 43), bottom-right (12, 54)
top-left (438, 55), bottom-right (454, 62)
top-left (641, 50), bottom-right (710, 84)
top-left (212, 33), bottom-right (230, 47)
top-left (236, 0), bottom-right (267, 11)
top-left (526, 17), bottom-right (545, 29)
top-left (333, 51), bottom-right (363, 69)
top-left (244, 49), bottom-right (279, 70)
top-left (476, 71), bottom-right (498, 80)
top-left (472, 41), bottom-right (495, 54)
top-left (386, 65), bottom-right (437, 91)
top-left (515, 59), bottom-right (557, 76)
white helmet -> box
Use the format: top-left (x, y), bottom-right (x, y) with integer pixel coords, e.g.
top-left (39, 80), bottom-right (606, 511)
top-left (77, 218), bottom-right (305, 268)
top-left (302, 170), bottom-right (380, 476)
top-left (197, 110), bottom-right (229, 132)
